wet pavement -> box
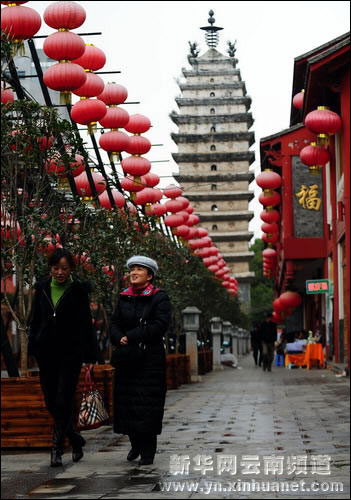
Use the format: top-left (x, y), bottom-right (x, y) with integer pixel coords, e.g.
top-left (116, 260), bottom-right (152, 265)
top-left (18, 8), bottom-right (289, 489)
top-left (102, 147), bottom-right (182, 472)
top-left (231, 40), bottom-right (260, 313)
top-left (1, 355), bottom-right (350, 499)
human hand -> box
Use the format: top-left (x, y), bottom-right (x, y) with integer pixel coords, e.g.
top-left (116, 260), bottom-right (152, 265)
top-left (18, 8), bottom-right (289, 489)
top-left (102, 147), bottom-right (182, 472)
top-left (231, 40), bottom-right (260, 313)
top-left (120, 336), bottom-right (128, 345)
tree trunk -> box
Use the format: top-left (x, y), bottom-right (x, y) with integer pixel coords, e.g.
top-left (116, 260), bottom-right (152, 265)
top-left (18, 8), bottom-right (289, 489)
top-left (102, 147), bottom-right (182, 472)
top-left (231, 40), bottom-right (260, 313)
top-left (18, 326), bottom-right (28, 377)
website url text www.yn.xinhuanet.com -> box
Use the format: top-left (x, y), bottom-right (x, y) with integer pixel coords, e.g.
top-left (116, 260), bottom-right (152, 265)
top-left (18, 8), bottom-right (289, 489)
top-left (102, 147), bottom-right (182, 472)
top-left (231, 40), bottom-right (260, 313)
top-left (159, 479), bottom-right (344, 495)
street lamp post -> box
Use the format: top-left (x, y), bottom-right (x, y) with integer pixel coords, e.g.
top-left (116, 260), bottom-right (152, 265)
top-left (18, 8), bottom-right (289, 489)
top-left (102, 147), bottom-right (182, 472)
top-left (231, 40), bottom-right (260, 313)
top-left (222, 321), bottom-right (232, 353)
top-left (181, 306), bottom-right (202, 382)
top-left (210, 317), bottom-right (223, 370)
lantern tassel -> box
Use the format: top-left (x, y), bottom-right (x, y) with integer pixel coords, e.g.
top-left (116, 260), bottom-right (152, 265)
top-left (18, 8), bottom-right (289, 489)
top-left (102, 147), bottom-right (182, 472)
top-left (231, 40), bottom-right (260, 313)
top-left (88, 122), bottom-right (97, 136)
top-left (60, 91), bottom-right (72, 105)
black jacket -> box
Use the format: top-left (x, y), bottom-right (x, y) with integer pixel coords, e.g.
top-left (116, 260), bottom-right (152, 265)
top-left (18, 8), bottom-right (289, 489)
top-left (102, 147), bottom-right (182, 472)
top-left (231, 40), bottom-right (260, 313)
top-left (110, 288), bottom-right (172, 435)
top-left (260, 320), bottom-right (278, 344)
top-left (28, 278), bottom-right (98, 363)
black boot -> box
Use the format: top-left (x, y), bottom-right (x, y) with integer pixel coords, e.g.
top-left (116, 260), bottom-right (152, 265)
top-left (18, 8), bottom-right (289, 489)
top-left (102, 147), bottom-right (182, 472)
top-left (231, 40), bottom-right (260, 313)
top-left (138, 433), bottom-right (156, 466)
top-left (127, 433), bottom-right (140, 461)
top-left (50, 447), bottom-right (63, 467)
top-left (67, 426), bottom-right (86, 463)
top-left (51, 424), bottom-right (64, 467)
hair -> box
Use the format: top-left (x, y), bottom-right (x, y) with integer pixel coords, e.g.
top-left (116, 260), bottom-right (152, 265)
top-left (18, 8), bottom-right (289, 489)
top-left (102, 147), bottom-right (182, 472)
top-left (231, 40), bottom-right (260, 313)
top-left (48, 248), bottom-right (75, 269)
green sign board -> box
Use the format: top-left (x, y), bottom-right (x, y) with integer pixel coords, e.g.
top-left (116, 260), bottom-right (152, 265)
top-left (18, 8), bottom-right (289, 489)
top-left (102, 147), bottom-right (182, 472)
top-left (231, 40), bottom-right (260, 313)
top-left (306, 279), bottom-right (329, 294)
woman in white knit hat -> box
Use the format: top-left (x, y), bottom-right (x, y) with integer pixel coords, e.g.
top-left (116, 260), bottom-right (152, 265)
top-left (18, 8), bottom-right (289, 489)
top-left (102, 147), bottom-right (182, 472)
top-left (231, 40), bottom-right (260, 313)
top-left (110, 256), bottom-right (171, 465)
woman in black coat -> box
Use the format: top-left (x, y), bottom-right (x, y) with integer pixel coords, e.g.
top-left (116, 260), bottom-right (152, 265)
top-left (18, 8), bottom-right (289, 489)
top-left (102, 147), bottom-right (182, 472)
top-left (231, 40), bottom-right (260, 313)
top-left (28, 248), bottom-right (98, 467)
top-left (110, 255), bottom-right (171, 466)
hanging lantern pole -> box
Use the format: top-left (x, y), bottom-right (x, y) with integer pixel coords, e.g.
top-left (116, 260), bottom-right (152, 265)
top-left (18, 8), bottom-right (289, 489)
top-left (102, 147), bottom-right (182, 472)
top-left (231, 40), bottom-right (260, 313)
top-left (89, 133), bottom-right (118, 210)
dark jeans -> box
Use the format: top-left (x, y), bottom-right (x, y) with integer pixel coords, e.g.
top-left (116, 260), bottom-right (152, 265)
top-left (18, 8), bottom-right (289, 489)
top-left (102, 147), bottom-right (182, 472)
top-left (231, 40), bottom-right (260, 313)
top-left (36, 356), bottom-right (82, 449)
top-left (129, 432), bottom-right (157, 460)
top-left (262, 342), bottom-right (275, 371)
top-left (252, 344), bottom-right (262, 366)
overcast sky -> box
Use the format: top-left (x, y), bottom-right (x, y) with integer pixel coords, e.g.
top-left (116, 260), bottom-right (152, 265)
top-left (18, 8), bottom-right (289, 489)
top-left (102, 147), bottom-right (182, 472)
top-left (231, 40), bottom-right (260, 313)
top-left (23, 1), bottom-right (350, 239)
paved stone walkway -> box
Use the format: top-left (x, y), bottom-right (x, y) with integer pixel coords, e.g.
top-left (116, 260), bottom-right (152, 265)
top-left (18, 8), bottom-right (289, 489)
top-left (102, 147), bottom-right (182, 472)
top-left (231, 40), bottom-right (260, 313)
top-left (1, 355), bottom-right (350, 499)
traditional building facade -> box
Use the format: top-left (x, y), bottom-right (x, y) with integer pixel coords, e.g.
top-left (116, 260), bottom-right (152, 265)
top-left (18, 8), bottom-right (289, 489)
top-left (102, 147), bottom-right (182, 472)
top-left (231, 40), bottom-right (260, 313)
top-left (259, 32), bottom-right (350, 371)
top-left (171, 11), bottom-right (255, 304)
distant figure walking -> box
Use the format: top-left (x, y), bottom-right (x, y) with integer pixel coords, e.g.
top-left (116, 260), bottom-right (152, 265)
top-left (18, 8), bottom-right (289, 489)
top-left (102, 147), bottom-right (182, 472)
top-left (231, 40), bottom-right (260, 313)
top-left (260, 312), bottom-right (278, 372)
top-left (250, 323), bottom-right (262, 367)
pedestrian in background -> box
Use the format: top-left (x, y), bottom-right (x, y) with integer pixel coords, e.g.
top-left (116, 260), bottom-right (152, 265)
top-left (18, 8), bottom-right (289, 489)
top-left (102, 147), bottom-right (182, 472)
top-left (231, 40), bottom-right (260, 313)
top-left (110, 256), bottom-right (171, 466)
top-left (250, 322), bottom-right (262, 367)
top-left (28, 248), bottom-right (98, 467)
top-left (260, 312), bottom-right (277, 372)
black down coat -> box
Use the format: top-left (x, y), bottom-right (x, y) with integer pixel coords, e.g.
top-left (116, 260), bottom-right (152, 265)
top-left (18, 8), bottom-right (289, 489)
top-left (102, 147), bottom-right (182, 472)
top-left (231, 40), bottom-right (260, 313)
top-left (28, 278), bottom-right (98, 364)
top-left (110, 287), bottom-right (172, 435)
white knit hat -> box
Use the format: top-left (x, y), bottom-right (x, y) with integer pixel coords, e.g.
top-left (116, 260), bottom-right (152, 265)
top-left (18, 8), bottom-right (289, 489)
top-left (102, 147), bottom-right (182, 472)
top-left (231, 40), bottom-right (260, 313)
top-left (126, 256), bottom-right (158, 275)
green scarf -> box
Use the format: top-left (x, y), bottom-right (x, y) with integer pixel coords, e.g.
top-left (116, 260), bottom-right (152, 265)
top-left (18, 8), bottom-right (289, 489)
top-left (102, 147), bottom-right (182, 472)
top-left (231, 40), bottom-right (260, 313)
top-left (50, 276), bottom-right (73, 307)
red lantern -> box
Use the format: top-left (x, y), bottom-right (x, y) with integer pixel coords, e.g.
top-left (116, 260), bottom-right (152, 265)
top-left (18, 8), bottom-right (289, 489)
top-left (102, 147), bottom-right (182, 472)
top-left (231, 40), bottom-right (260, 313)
top-left (177, 211), bottom-right (189, 223)
top-left (149, 203), bottom-right (167, 217)
top-left (74, 171), bottom-right (106, 198)
top-left (208, 264), bottom-right (219, 273)
top-left (165, 199), bottom-right (184, 213)
top-left (125, 114), bottom-right (151, 134)
top-left (208, 247), bottom-right (219, 256)
top-left (73, 72), bottom-right (105, 98)
top-left (152, 189), bottom-right (162, 203)
top-left (203, 256), bottom-right (218, 267)
top-left (262, 232), bottom-right (279, 244)
top-left (163, 184), bottom-right (183, 199)
top-left (1, 88), bottom-right (14, 104)
top-left (261, 222), bottom-right (279, 233)
top-left (262, 248), bottom-right (277, 259)
top-left (260, 209), bottom-right (280, 223)
top-left (186, 206), bottom-right (194, 214)
top-left (99, 107), bottom-right (129, 129)
top-left (292, 91), bottom-right (304, 109)
top-left (46, 153), bottom-right (85, 177)
top-left (38, 233), bottom-right (62, 255)
top-left (125, 136), bottom-right (151, 155)
top-left (72, 44), bottom-right (106, 72)
top-left (2, 2), bottom-right (28, 5)
top-left (121, 156), bottom-right (151, 176)
top-left (164, 214), bottom-right (184, 227)
top-left (135, 188), bottom-right (155, 205)
top-left (305, 107), bottom-right (342, 135)
top-left (98, 189), bottom-right (125, 210)
top-left (97, 83), bottom-right (128, 105)
top-left (187, 214), bottom-right (200, 226)
top-left (177, 196), bottom-right (190, 209)
top-left (43, 31), bottom-right (85, 61)
top-left (272, 311), bottom-right (285, 324)
top-left (172, 225), bottom-right (190, 238)
top-left (141, 172), bottom-right (160, 187)
top-left (299, 142), bottom-right (330, 172)
top-left (120, 176), bottom-right (145, 193)
top-left (279, 291), bottom-right (302, 309)
top-left (258, 191), bottom-right (281, 207)
top-left (43, 1), bottom-right (86, 29)
top-left (273, 298), bottom-right (285, 312)
top-left (43, 62), bottom-right (87, 97)
top-left (256, 170), bottom-right (282, 190)
top-left (1, 4), bottom-right (41, 44)
top-left (99, 130), bottom-right (129, 159)
top-left (70, 98), bottom-right (106, 134)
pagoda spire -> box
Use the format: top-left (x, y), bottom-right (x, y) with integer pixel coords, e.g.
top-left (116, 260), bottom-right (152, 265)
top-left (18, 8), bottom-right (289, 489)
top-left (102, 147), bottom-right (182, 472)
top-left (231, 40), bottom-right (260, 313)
top-left (200, 10), bottom-right (223, 48)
